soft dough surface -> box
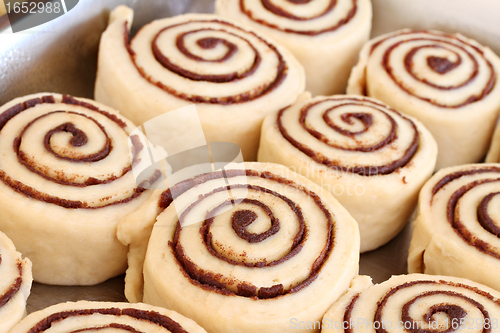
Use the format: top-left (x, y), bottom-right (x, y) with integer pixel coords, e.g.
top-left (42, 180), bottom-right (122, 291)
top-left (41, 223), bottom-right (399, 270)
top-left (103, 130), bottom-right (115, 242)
top-left (0, 92), bottom-right (158, 285)
top-left (126, 162), bottom-right (360, 333)
top-left (0, 231), bottom-right (32, 333)
top-left (322, 274), bottom-right (500, 333)
top-left (348, 29), bottom-right (500, 170)
top-left (216, 0), bottom-right (372, 96)
top-left (95, 6), bottom-right (305, 161)
top-left (408, 163), bottom-right (500, 292)
top-left (8, 301), bottom-right (207, 333)
top-left (258, 94), bottom-right (437, 252)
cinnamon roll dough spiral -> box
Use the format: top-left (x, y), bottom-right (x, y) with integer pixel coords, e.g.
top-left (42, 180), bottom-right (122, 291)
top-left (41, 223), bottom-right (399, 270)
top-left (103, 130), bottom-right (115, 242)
top-left (322, 274), bottom-right (500, 333)
top-left (95, 6), bottom-right (305, 161)
top-left (348, 29), bottom-right (500, 169)
top-left (0, 231), bottom-right (32, 333)
top-left (8, 301), bottom-right (207, 333)
top-left (258, 94), bottom-right (437, 252)
top-left (121, 162), bottom-right (359, 333)
top-left (0, 93), bottom-right (159, 285)
top-left (409, 163), bottom-right (500, 292)
top-left (215, 0), bottom-right (372, 96)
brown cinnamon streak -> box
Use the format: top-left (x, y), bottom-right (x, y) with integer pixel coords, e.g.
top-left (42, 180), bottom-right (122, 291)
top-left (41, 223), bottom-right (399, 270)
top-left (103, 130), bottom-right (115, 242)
top-left (369, 31), bottom-right (496, 108)
top-left (431, 166), bottom-right (500, 259)
top-left (371, 280), bottom-right (496, 333)
top-left (404, 45), bottom-right (470, 90)
top-left (14, 110), bottom-right (116, 187)
top-left (62, 95), bottom-right (127, 128)
top-left (37, 112), bottom-right (111, 163)
top-left (29, 308), bottom-right (189, 333)
top-left (310, 102), bottom-right (397, 152)
top-left (71, 324), bottom-right (142, 333)
top-left (427, 55), bottom-right (460, 74)
top-left (0, 261), bottom-right (22, 308)
top-left (278, 97), bottom-right (419, 176)
top-left (446, 177), bottom-right (500, 259)
top-left (240, 0), bottom-right (357, 35)
top-left (478, 192), bottom-right (500, 237)
top-left (343, 294), bottom-right (359, 333)
top-left (198, 186), bottom-right (304, 268)
top-left (164, 168), bottom-right (334, 299)
top-left (126, 20), bottom-right (287, 104)
top-left (431, 167), bottom-right (500, 195)
top-left (0, 94), bottom-right (159, 209)
top-left (153, 28), bottom-right (260, 83)
top-left (260, 0), bottom-right (336, 21)
top-left (231, 206), bottom-right (278, 243)
top-left (0, 96), bottom-right (55, 130)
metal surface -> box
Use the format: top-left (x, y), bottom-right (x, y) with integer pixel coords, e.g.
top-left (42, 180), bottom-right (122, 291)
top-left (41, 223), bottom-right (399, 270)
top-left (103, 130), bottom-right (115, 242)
top-left (0, 0), bottom-right (495, 315)
top-left (0, 0), bottom-right (216, 105)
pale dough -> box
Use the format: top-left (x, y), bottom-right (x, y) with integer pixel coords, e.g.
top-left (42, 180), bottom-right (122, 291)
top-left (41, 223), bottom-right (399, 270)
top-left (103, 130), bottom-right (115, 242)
top-left (0, 231), bottom-right (32, 333)
top-left (95, 6), bottom-right (305, 161)
top-left (408, 163), bottom-right (500, 292)
top-left (0, 93), bottom-right (159, 285)
top-left (216, 0), bottom-right (372, 96)
top-left (258, 94), bottom-right (437, 252)
top-left (348, 29), bottom-right (500, 170)
top-left (8, 301), bottom-right (207, 333)
top-left (122, 162), bottom-right (359, 333)
top-left (323, 274), bottom-right (500, 333)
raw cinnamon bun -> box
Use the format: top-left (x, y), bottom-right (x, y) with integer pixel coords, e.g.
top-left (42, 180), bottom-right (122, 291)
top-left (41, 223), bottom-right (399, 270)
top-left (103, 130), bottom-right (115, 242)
top-left (0, 231), bottom-right (32, 333)
top-left (258, 94), bottom-right (437, 252)
top-left (322, 274), bottom-right (500, 333)
top-left (8, 301), bottom-right (207, 333)
top-left (215, 0), bottom-right (372, 96)
top-left (348, 29), bottom-right (500, 169)
top-left (0, 93), bottom-right (160, 285)
top-left (408, 163), bottom-right (500, 292)
top-left (95, 6), bottom-right (305, 161)
top-left (119, 162), bottom-right (359, 333)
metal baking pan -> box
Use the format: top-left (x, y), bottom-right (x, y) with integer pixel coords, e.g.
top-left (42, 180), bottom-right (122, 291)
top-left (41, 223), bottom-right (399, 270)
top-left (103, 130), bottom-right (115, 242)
top-left (0, 0), bottom-right (497, 314)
